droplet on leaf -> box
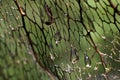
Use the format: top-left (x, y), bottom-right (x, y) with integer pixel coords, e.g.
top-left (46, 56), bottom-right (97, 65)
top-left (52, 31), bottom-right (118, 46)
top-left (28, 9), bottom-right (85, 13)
top-left (84, 52), bottom-right (91, 68)
top-left (50, 53), bottom-right (55, 61)
top-left (54, 31), bottom-right (62, 45)
top-left (70, 44), bottom-right (79, 64)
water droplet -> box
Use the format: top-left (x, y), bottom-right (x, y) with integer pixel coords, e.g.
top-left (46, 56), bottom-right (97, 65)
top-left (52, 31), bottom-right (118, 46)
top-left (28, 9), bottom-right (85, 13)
top-left (70, 45), bottom-right (79, 64)
top-left (84, 52), bottom-right (91, 68)
top-left (54, 31), bottom-right (62, 45)
top-left (50, 53), bottom-right (55, 61)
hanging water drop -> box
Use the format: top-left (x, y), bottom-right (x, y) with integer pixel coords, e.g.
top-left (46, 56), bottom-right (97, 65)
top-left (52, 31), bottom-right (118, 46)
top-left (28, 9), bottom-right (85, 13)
top-left (70, 44), bottom-right (79, 64)
top-left (54, 31), bottom-right (62, 45)
top-left (84, 52), bottom-right (91, 68)
top-left (50, 53), bottom-right (55, 61)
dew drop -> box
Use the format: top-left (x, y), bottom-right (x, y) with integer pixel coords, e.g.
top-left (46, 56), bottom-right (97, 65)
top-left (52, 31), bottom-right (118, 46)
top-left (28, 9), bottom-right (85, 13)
top-left (84, 52), bottom-right (91, 68)
top-left (54, 31), bottom-right (62, 45)
top-left (50, 53), bottom-right (55, 61)
top-left (70, 45), bottom-right (79, 64)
